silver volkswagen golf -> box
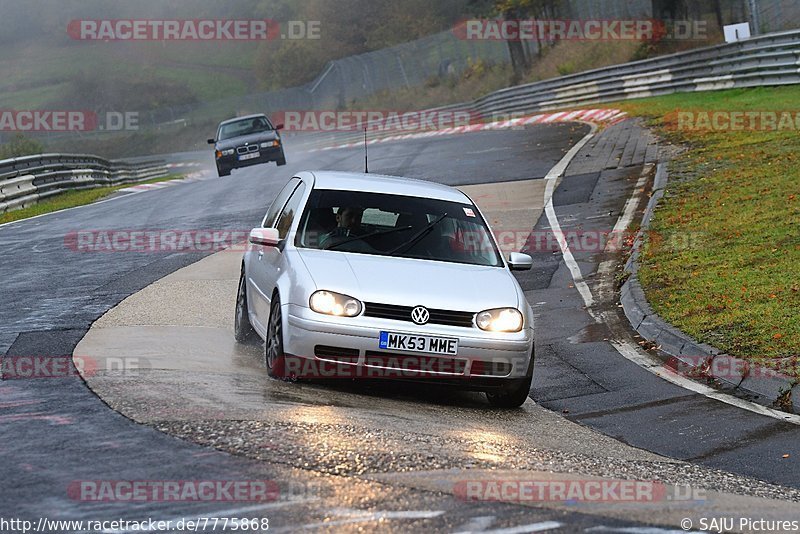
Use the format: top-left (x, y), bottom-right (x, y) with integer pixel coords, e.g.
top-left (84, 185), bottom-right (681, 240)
top-left (235, 171), bottom-right (535, 407)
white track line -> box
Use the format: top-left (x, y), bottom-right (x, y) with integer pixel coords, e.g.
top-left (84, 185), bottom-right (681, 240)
top-left (273, 508), bottom-right (445, 532)
top-left (541, 142), bottom-right (800, 425)
top-left (542, 122), bottom-right (599, 307)
top-left (460, 521), bottom-right (563, 534)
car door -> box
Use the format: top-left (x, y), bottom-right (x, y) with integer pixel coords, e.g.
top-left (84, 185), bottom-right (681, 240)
top-left (247, 178), bottom-right (300, 333)
top-left (249, 180), bottom-right (307, 329)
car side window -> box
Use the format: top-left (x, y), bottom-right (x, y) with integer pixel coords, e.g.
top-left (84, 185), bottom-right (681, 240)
top-left (262, 178), bottom-right (301, 228)
top-left (275, 182), bottom-right (307, 239)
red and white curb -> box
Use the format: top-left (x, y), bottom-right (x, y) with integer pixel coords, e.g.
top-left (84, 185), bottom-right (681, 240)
top-left (312, 108), bottom-right (627, 152)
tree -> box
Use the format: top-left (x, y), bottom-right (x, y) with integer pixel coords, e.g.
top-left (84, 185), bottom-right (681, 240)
top-left (468, 0), bottom-right (563, 82)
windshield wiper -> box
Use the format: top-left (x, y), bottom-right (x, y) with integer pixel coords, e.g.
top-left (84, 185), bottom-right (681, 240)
top-left (386, 213), bottom-right (448, 256)
top-left (325, 225), bottom-right (413, 250)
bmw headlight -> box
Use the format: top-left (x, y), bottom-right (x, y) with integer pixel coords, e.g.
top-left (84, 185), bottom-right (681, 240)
top-left (309, 290), bottom-right (362, 317)
top-left (476, 308), bottom-right (523, 332)
top-left (216, 149), bottom-right (234, 158)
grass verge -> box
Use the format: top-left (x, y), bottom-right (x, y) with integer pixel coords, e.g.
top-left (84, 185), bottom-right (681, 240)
top-left (0, 173), bottom-right (185, 225)
top-left (616, 87), bottom-right (800, 379)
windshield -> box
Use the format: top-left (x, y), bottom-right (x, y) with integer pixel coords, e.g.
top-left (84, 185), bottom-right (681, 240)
top-left (294, 189), bottom-right (503, 267)
top-left (217, 116), bottom-right (272, 140)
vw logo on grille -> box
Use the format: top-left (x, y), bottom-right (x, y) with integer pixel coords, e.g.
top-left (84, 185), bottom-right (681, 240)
top-left (410, 306), bottom-right (430, 325)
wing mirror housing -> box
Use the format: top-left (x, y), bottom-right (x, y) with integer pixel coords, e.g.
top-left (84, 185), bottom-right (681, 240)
top-left (207, 138), bottom-right (216, 144)
top-left (508, 252), bottom-right (533, 271)
top-left (274, 123), bottom-right (284, 131)
top-left (249, 227), bottom-right (281, 247)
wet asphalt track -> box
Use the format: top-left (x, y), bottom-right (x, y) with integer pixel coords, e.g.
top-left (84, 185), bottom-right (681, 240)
top-left (0, 121), bottom-right (798, 531)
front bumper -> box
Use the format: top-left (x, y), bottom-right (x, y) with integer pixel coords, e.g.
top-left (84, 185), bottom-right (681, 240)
top-left (217, 146), bottom-right (283, 169)
top-left (282, 303), bottom-right (534, 386)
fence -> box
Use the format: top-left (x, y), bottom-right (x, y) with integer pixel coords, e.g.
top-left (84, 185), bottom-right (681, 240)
top-left (0, 155), bottom-right (167, 213)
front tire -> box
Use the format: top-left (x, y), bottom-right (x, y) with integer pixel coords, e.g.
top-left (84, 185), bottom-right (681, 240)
top-left (217, 163), bottom-right (231, 177)
top-left (276, 152), bottom-right (287, 166)
top-left (234, 270), bottom-right (255, 343)
top-left (265, 295), bottom-right (287, 378)
top-left (485, 374), bottom-right (533, 408)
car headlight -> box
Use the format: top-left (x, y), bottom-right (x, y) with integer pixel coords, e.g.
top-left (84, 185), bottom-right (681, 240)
top-left (476, 308), bottom-right (523, 332)
top-left (221, 148), bottom-right (234, 156)
top-left (260, 140), bottom-right (280, 148)
top-left (309, 290), bottom-right (362, 317)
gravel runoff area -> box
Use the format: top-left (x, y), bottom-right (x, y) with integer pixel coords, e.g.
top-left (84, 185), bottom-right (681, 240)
top-left (154, 419), bottom-right (800, 503)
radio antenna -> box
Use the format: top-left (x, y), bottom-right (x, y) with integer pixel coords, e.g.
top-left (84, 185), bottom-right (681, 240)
top-left (364, 127), bottom-right (369, 173)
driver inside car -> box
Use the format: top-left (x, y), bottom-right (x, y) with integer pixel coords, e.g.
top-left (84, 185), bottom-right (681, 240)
top-left (319, 206), bottom-right (366, 250)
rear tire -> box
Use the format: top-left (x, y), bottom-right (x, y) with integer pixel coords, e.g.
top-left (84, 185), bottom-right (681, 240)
top-left (265, 295), bottom-right (287, 378)
top-left (234, 270), bottom-right (255, 343)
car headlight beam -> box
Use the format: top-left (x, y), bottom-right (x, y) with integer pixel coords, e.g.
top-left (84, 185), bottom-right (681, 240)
top-left (309, 290), bottom-right (362, 317)
top-left (476, 307), bottom-right (523, 332)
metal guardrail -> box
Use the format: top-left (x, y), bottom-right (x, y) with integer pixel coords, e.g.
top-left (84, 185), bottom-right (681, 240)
top-left (0, 154), bottom-right (167, 213)
top-left (472, 28), bottom-right (800, 115)
top-left (298, 29), bottom-right (800, 150)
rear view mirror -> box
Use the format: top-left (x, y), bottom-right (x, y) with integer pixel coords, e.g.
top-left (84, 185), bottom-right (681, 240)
top-left (249, 227), bottom-right (280, 247)
top-left (508, 252), bottom-right (533, 271)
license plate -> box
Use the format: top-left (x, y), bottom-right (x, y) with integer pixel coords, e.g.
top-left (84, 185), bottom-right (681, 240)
top-left (379, 331), bottom-right (458, 355)
top-left (239, 152), bottom-right (260, 160)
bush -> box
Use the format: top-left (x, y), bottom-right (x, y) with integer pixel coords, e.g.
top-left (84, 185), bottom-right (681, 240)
top-left (0, 134), bottom-right (44, 159)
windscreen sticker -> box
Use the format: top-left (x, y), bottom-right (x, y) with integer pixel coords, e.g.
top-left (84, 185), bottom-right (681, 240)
top-left (463, 207), bottom-right (476, 217)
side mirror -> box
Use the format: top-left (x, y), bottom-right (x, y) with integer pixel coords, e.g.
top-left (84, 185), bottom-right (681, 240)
top-left (207, 138), bottom-right (216, 145)
top-left (249, 227), bottom-right (281, 247)
top-left (274, 123), bottom-right (284, 131)
top-left (508, 252), bottom-right (533, 271)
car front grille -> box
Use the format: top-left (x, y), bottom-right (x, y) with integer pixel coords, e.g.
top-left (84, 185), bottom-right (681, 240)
top-left (236, 144), bottom-right (259, 154)
top-left (364, 351), bottom-right (467, 375)
top-left (363, 302), bottom-right (475, 328)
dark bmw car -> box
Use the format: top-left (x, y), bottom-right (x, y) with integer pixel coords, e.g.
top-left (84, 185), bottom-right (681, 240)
top-left (208, 114), bottom-right (286, 177)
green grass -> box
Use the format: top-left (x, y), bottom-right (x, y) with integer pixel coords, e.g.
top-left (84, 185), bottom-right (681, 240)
top-left (0, 173), bottom-right (185, 225)
top-left (616, 87), bottom-right (800, 379)
top-left (0, 39), bottom-right (259, 110)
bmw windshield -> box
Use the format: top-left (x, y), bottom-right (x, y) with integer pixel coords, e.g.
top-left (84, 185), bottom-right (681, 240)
top-left (217, 116), bottom-right (272, 140)
top-left (294, 189), bottom-right (504, 267)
